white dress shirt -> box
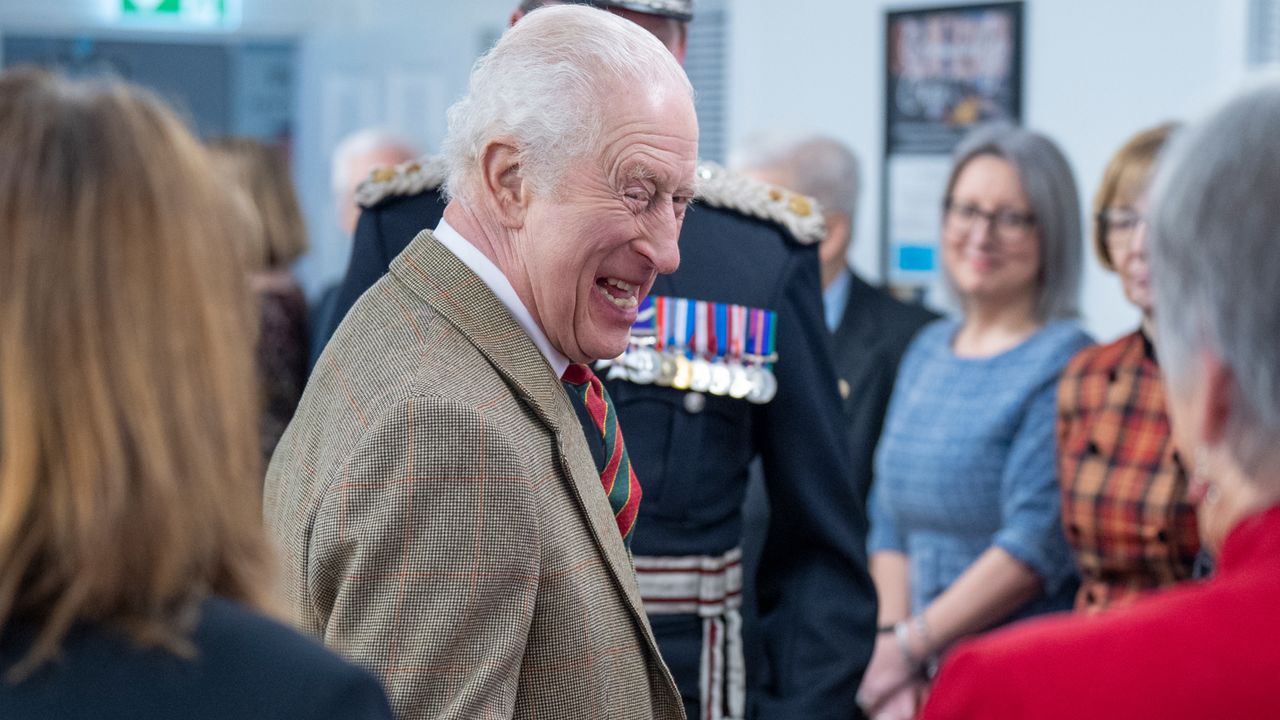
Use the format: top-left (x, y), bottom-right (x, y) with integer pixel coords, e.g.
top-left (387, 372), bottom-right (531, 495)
top-left (433, 218), bottom-right (570, 378)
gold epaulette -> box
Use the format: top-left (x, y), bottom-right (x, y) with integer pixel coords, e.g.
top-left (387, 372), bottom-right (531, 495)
top-left (354, 154), bottom-right (448, 208)
top-left (693, 162), bottom-right (826, 245)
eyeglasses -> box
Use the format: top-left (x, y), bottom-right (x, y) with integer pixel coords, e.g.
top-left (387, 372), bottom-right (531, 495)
top-left (943, 199), bottom-right (1036, 243)
top-left (1097, 207), bottom-right (1148, 253)
top-left (1098, 207), bottom-right (1147, 233)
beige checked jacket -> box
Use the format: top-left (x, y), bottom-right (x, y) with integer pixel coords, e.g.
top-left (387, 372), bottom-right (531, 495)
top-left (264, 230), bottom-right (685, 720)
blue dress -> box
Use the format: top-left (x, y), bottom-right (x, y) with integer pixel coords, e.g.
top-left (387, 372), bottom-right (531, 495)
top-left (870, 319), bottom-right (1094, 619)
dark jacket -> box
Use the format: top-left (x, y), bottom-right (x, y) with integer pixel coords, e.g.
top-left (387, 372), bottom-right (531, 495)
top-left (0, 596), bottom-right (393, 720)
top-left (831, 273), bottom-right (938, 501)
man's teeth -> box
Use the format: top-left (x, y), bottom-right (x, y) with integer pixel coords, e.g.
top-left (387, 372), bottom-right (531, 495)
top-left (596, 280), bottom-right (639, 309)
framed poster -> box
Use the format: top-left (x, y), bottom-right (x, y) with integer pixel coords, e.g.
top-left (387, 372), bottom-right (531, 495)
top-left (881, 2), bottom-right (1024, 302)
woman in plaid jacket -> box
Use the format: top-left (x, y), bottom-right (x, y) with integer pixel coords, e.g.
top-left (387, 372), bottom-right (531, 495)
top-left (1055, 123), bottom-right (1201, 614)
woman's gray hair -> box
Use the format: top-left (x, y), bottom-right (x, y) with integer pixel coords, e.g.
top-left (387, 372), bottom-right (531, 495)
top-left (442, 4), bottom-right (693, 202)
top-left (943, 123), bottom-right (1083, 321)
top-left (1149, 83), bottom-right (1280, 474)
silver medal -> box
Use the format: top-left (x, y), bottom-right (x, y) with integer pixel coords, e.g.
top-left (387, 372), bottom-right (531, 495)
top-left (689, 357), bottom-right (712, 393)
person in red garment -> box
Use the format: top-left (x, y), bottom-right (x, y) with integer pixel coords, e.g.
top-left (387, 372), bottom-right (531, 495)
top-left (920, 84), bottom-right (1280, 720)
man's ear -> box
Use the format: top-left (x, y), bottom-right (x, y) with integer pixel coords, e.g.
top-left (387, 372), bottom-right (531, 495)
top-left (479, 139), bottom-right (528, 228)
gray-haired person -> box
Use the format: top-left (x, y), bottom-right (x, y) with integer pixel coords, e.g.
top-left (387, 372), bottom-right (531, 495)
top-left (265, 6), bottom-right (695, 718)
top-left (734, 133), bottom-right (935, 713)
top-left (734, 133), bottom-right (936, 493)
top-left (919, 80), bottom-right (1280, 720)
top-left (859, 124), bottom-right (1092, 718)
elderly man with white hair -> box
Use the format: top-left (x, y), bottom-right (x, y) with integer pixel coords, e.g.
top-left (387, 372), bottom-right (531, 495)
top-left (264, 6), bottom-right (695, 719)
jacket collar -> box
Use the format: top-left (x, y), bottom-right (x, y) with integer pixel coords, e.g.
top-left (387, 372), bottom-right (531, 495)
top-left (389, 229), bottom-right (663, 664)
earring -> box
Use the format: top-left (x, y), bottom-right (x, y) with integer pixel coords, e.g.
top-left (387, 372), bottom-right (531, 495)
top-left (1195, 446), bottom-right (1221, 505)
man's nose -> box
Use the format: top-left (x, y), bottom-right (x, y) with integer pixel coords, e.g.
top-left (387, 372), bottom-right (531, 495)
top-left (643, 207), bottom-right (682, 275)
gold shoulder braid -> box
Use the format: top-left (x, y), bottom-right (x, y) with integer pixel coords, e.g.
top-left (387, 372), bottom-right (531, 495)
top-left (354, 154), bottom-right (448, 208)
top-left (693, 162), bottom-right (826, 245)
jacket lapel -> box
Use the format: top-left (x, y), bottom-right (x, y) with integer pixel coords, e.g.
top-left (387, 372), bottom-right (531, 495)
top-left (390, 230), bottom-right (659, 646)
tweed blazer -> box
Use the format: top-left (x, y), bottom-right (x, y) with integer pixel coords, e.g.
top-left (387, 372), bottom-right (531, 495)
top-left (264, 230), bottom-right (685, 720)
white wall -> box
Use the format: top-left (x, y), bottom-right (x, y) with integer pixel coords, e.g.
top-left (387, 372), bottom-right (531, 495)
top-left (290, 0), bottom-right (512, 296)
top-left (728, 0), bottom-right (1249, 341)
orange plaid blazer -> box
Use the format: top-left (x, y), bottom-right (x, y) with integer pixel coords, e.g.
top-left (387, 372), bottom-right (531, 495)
top-left (1056, 329), bottom-right (1200, 613)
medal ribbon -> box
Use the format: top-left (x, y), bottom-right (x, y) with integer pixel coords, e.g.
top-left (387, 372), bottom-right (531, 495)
top-left (674, 297), bottom-right (690, 354)
top-left (654, 296), bottom-right (666, 351)
top-left (694, 300), bottom-right (709, 359)
top-left (714, 303), bottom-right (728, 360)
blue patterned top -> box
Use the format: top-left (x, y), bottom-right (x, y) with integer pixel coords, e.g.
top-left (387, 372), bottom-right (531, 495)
top-left (870, 318), bottom-right (1094, 619)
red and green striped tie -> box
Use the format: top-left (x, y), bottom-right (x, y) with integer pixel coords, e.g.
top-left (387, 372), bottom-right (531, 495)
top-left (562, 363), bottom-right (642, 546)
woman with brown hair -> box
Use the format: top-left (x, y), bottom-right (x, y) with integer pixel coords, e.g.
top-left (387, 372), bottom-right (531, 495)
top-left (208, 137), bottom-right (311, 464)
top-left (1056, 123), bottom-right (1200, 614)
top-left (0, 67), bottom-right (390, 719)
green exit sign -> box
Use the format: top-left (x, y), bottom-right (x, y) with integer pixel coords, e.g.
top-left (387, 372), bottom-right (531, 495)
top-left (118, 0), bottom-right (239, 29)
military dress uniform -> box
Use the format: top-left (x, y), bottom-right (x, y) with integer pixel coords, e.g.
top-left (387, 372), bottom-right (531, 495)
top-left (319, 157), bottom-right (877, 720)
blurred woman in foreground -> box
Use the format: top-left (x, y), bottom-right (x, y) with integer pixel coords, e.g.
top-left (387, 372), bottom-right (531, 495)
top-left (922, 83), bottom-right (1280, 719)
top-left (0, 68), bottom-right (391, 719)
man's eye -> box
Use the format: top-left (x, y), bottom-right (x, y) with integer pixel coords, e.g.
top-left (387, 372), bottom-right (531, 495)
top-left (625, 190), bottom-right (650, 204)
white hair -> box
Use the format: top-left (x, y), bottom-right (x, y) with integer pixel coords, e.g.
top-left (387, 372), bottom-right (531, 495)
top-left (730, 132), bottom-right (861, 219)
top-left (329, 127), bottom-right (417, 196)
top-left (441, 4), bottom-right (693, 202)
top-left (1149, 82), bottom-right (1280, 474)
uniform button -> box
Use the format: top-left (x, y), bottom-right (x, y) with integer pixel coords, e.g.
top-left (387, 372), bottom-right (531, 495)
top-left (838, 378), bottom-right (851, 400)
top-left (683, 392), bottom-right (706, 414)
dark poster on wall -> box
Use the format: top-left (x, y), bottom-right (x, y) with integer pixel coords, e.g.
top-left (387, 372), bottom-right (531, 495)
top-left (881, 2), bottom-right (1024, 296)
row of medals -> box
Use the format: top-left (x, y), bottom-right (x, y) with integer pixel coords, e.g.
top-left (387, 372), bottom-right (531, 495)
top-left (606, 337), bottom-right (778, 404)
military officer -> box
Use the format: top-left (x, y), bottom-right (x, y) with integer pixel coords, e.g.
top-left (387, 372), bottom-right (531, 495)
top-left (317, 3), bottom-right (877, 719)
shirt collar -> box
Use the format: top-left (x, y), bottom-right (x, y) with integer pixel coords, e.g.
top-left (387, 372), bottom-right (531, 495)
top-left (823, 267), bottom-right (853, 333)
top-left (433, 218), bottom-right (570, 378)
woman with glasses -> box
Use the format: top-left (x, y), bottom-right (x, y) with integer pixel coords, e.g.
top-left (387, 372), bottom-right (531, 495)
top-left (1056, 124), bottom-right (1200, 616)
top-left (856, 125), bottom-right (1091, 720)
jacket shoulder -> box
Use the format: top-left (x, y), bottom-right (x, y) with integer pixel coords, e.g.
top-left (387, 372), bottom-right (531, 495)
top-left (355, 154), bottom-right (447, 209)
top-left (694, 162), bottom-right (825, 246)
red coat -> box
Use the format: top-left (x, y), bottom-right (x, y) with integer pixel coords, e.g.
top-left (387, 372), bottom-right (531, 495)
top-left (922, 505), bottom-right (1280, 719)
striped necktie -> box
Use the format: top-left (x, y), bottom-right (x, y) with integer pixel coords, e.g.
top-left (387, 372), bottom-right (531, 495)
top-left (562, 363), bottom-right (642, 546)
